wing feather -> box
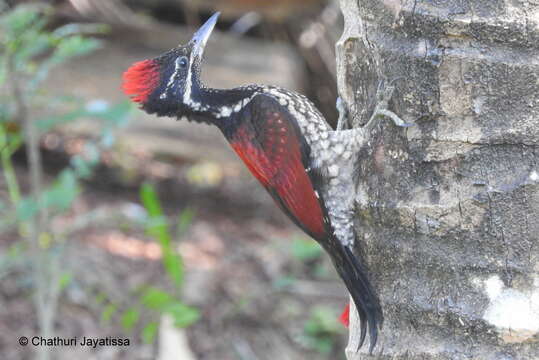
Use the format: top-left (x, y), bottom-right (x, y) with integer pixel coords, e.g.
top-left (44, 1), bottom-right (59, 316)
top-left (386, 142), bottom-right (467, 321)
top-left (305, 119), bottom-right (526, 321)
top-left (228, 94), bottom-right (327, 240)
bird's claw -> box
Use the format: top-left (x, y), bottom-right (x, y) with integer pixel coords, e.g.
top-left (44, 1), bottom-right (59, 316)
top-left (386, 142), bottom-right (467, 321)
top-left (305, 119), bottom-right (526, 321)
top-left (366, 78), bottom-right (413, 129)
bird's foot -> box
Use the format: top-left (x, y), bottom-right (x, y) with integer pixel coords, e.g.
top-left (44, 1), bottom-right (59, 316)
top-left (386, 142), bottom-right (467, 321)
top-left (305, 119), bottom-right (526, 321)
top-left (330, 80), bottom-right (413, 154)
top-left (365, 79), bottom-right (413, 130)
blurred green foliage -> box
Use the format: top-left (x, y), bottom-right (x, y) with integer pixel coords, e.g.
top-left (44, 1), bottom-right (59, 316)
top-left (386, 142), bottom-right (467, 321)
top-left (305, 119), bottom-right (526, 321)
top-left (92, 185), bottom-right (199, 343)
top-left (291, 237), bottom-right (324, 261)
top-left (275, 237), bottom-right (345, 355)
top-left (273, 236), bottom-right (327, 291)
top-left (0, 3), bottom-right (119, 232)
top-left (0, 2), bottom-right (196, 354)
top-left (141, 183), bottom-right (185, 287)
top-left (139, 183), bottom-right (199, 339)
top-left (301, 306), bottom-right (344, 355)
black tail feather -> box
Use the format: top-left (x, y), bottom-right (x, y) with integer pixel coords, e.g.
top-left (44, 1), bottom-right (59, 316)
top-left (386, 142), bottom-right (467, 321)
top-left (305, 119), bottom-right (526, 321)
top-left (358, 306), bottom-right (367, 348)
top-left (325, 239), bottom-right (383, 353)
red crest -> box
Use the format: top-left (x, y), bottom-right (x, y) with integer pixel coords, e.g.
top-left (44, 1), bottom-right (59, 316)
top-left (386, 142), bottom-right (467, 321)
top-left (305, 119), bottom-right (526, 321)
top-left (122, 59), bottom-right (160, 104)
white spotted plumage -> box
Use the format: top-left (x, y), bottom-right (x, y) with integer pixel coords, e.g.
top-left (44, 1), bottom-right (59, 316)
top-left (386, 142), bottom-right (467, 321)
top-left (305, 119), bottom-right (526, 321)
top-left (258, 85), bottom-right (363, 247)
top-left (181, 82), bottom-right (364, 247)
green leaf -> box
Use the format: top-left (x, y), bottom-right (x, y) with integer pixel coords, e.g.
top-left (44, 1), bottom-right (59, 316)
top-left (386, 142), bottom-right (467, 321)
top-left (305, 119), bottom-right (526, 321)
top-left (121, 308), bottom-right (140, 332)
top-left (58, 272), bottom-right (72, 291)
top-left (272, 276), bottom-right (296, 290)
top-left (35, 101), bottom-right (131, 134)
top-left (101, 303), bottom-right (117, 324)
top-left (52, 23), bottom-right (110, 38)
top-left (304, 306), bottom-right (341, 336)
top-left (163, 251), bottom-right (184, 288)
top-left (3, 133), bottom-right (23, 155)
top-left (0, 6), bottom-right (50, 58)
top-left (140, 183), bottom-right (163, 218)
top-left (98, 101), bottom-right (132, 127)
top-left (142, 322), bottom-right (158, 344)
top-left (0, 6), bottom-right (37, 34)
top-left (291, 238), bottom-right (323, 261)
top-left (42, 169), bottom-right (79, 212)
top-left (16, 197), bottom-right (38, 221)
top-left (140, 183), bottom-right (171, 246)
top-left (94, 292), bottom-right (107, 305)
top-left (140, 288), bottom-right (173, 310)
top-left (35, 108), bottom-right (88, 132)
top-left (164, 303), bottom-right (200, 328)
top-left (24, 30), bottom-right (101, 91)
top-left (71, 155), bottom-right (92, 178)
top-left (48, 35), bottom-right (101, 67)
top-left (301, 306), bottom-right (341, 354)
top-left (145, 215), bottom-right (170, 243)
top-left (14, 32), bottom-right (51, 65)
top-left (309, 337), bottom-right (333, 354)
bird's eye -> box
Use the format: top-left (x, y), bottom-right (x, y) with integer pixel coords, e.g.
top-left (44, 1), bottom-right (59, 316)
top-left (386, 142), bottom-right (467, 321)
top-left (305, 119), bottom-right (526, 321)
top-left (178, 56), bottom-right (188, 68)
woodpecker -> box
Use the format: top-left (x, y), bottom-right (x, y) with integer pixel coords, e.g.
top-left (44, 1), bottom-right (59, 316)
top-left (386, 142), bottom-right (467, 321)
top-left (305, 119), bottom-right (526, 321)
top-left (123, 13), bottom-right (409, 352)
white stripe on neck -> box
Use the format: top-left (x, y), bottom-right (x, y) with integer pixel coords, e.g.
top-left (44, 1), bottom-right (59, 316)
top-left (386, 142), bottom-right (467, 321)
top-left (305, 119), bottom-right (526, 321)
top-left (183, 61), bottom-right (193, 105)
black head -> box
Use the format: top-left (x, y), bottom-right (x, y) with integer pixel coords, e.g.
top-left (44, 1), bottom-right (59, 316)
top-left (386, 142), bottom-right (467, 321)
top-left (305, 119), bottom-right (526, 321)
top-left (123, 13), bottom-right (220, 117)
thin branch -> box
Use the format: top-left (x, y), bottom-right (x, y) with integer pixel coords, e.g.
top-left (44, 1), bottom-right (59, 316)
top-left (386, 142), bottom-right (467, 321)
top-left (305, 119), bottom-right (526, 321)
top-left (7, 46), bottom-right (57, 360)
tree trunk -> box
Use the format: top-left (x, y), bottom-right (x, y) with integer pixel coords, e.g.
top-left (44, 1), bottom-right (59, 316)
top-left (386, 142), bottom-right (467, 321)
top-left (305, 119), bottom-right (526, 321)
top-left (336, 0), bottom-right (539, 359)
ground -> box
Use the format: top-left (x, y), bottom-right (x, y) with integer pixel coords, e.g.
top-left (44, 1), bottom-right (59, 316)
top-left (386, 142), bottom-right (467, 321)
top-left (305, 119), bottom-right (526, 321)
top-left (0, 135), bottom-right (349, 360)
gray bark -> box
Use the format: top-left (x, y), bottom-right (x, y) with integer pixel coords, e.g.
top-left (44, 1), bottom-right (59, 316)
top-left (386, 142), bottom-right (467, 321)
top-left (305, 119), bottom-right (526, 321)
top-left (336, 0), bottom-right (539, 359)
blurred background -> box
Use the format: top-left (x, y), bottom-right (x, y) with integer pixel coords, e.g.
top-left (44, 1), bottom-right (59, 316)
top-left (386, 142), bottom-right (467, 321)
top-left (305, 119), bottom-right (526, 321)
top-left (0, 1), bottom-right (348, 359)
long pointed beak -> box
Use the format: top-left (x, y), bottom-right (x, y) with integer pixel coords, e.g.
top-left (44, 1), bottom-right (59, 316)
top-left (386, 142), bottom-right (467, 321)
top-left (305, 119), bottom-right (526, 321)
top-left (191, 12), bottom-right (220, 59)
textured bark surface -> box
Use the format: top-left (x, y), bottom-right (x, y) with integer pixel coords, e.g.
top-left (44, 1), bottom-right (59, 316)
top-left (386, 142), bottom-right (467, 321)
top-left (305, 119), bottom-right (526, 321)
top-left (336, 1), bottom-right (539, 359)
